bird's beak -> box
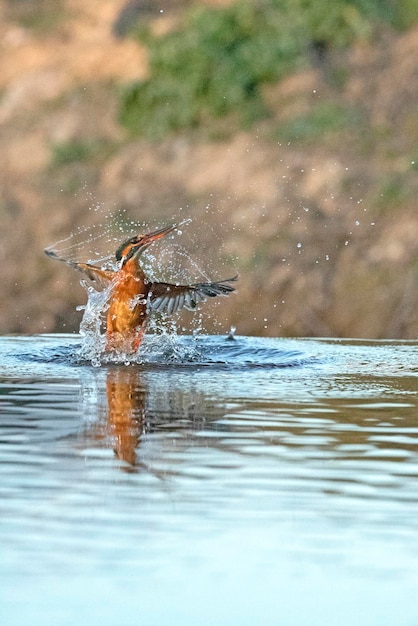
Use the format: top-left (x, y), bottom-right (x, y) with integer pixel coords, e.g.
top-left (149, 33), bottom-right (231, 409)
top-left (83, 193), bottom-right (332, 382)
top-left (117, 219), bottom-right (191, 264)
top-left (136, 223), bottom-right (179, 248)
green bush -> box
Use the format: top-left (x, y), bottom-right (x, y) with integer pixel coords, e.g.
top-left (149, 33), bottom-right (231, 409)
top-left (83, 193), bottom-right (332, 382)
top-left (50, 139), bottom-right (113, 167)
top-left (119, 0), bottom-right (417, 138)
top-left (351, 0), bottom-right (418, 29)
top-left (275, 102), bottom-right (364, 142)
top-left (120, 1), bottom-right (300, 137)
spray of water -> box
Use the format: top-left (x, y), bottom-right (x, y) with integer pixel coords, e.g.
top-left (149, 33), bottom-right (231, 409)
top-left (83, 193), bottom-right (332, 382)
top-left (76, 280), bottom-right (112, 366)
top-left (45, 212), bottom-right (149, 270)
top-left (47, 213), bottom-right (223, 365)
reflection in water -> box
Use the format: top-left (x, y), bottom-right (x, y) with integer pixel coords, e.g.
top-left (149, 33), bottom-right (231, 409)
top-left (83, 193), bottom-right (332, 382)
top-left (77, 367), bottom-right (147, 467)
top-left (79, 366), bottom-right (226, 470)
top-left (105, 368), bottom-right (146, 466)
top-left (1, 335), bottom-right (418, 626)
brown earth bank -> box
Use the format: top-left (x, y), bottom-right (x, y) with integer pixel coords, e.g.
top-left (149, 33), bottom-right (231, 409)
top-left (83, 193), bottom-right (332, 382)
top-left (1, 0), bottom-right (418, 339)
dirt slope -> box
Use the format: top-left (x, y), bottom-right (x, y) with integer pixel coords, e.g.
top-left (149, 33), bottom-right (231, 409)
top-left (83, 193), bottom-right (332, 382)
top-left (1, 0), bottom-right (417, 338)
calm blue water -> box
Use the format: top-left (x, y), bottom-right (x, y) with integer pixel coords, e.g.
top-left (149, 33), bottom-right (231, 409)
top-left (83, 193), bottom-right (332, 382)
top-left (1, 334), bottom-right (418, 625)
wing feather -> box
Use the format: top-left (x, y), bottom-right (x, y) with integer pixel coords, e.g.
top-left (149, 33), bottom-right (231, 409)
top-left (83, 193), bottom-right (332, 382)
top-left (149, 276), bottom-right (237, 314)
top-left (44, 249), bottom-right (115, 289)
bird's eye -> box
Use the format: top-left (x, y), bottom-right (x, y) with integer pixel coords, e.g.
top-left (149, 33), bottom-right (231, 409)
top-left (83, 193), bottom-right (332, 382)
top-left (115, 237), bottom-right (138, 261)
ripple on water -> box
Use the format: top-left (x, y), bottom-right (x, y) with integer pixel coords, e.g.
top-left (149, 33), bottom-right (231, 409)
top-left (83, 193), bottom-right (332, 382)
top-left (1, 334), bottom-right (418, 625)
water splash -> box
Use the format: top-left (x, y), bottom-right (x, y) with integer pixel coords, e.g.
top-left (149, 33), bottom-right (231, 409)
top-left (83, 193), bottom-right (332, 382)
top-left (45, 213), bottom-right (193, 271)
top-left (44, 210), bottom-right (131, 268)
top-left (77, 281), bottom-right (112, 366)
top-left (75, 277), bottom-right (201, 367)
top-left (47, 215), bottom-right (237, 366)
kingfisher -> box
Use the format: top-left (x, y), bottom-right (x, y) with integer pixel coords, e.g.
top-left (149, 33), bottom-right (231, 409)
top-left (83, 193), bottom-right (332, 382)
top-left (45, 220), bottom-right (237, 352)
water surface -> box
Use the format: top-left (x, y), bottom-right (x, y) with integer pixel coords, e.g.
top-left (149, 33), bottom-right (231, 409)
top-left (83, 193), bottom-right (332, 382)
top-left (1, 334), bottom-right (418, 625)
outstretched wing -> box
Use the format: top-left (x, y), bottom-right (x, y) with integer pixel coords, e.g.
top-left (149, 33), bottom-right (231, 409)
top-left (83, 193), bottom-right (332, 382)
top-left (149, 276), bottom-right (237, 315)
top-left (45, 249), bottom-right (115, 289)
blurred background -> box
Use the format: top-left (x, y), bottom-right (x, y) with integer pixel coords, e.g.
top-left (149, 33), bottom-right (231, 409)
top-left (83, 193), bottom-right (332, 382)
top-left (1, 0), bottom-right (417, 338)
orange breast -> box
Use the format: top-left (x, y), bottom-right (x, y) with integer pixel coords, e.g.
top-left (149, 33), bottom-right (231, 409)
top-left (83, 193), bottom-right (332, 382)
top-left (106, 269), bottom-right (149, 335)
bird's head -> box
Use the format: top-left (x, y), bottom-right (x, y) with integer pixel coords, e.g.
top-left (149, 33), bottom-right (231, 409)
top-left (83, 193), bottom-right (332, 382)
top-left (115, 219), bottom-right (191, 266)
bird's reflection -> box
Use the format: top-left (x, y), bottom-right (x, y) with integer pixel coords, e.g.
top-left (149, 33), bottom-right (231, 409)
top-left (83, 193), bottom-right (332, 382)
top-left (76, 367), bottom-right (147, 469)
top-left (105, 367), bottom-right (146, 466)
top-left (77, 365), bottom-right (226, 471)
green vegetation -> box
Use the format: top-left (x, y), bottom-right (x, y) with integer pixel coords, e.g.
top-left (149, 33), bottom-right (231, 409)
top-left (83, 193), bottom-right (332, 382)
top-left (275, 102), bottom-right (364, 143)
top-left (119, 0), bottom-right (418, 138)
top-left (375, 172), bottom-right (414, 208)
top-left (6, 0), bottom-right (66, 32)
top-left (50, 139), bottom-right (115, 167)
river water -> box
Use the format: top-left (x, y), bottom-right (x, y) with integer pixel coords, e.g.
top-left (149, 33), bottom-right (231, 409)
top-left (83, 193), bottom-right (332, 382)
top-left (0, 334), bottom-right (417, 625)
